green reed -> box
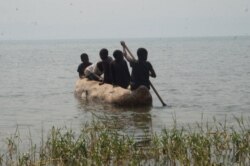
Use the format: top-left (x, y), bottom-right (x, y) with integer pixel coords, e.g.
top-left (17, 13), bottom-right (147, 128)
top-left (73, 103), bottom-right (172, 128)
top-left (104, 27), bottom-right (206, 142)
top-left (0, 116), bottom-right (250, 166)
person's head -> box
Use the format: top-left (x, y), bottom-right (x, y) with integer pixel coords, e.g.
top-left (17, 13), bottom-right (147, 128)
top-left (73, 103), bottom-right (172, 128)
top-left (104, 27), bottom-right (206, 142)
top-left (80, 53), bottom-right (89, 62)
top-left (137, 48), bottom-right (148, 61)
top-left (99, 48), bottom-right (108, 60)
top-left (113, 50), bottom-right (123, 61)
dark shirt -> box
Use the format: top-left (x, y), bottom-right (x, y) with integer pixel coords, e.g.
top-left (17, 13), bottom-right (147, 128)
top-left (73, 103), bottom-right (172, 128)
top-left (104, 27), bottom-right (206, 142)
top-left (110, 59), bottom-right (130, 88)
top-left (130, 60), bottom-right (154, 90)
top-left (96, 61), bottom-right (104, 74)
top-left (101, 56), bottom-right (113, 84)
top-left (77, 62), bottom-right (92, 78)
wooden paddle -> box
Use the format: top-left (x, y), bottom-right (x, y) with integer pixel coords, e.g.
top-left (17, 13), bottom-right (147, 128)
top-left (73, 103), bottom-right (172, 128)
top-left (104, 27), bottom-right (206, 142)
top-left (121, 41), bottom-right (167, 106)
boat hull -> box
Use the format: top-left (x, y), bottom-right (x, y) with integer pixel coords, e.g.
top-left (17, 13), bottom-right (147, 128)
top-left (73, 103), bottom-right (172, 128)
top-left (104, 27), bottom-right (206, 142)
top-left (75, 78), bottom-right (152, 107)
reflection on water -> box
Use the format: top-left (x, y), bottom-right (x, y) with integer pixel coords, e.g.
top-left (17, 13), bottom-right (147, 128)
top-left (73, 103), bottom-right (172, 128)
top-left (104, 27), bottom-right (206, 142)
top-left (76, 96), bottom-right (153, 144)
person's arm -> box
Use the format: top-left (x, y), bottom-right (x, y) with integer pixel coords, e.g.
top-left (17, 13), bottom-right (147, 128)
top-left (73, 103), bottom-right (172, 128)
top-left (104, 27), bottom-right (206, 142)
top-left (124, 61), bottom-right (131, 82)
top-left (121, 42), bottom-right (134, 63)
top-left (150, 69), bottom-right (156, 78)
top-left (77, 64), bottom-right (83, 78)
top-left (148, 62), bottom-right (156, 78)
top-left (123, 47), bottom-right (134, 62)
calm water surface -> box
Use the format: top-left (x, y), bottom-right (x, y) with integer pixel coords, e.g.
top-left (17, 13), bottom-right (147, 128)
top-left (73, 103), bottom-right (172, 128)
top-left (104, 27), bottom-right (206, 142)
top-left (0, 37), bottom-right (250, 144)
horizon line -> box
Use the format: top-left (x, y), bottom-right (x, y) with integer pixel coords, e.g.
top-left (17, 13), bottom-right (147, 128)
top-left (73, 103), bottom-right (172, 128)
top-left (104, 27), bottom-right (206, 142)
top-left (0, 35), bottom-right (249, 42)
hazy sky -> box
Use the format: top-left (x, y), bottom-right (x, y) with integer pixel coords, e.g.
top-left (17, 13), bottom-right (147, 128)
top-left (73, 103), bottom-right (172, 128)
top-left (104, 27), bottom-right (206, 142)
top-left (0, 0), bottom-right (249, 40)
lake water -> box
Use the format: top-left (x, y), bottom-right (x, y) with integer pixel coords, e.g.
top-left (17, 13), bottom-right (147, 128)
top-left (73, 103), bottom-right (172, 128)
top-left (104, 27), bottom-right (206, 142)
top-left (0, 37), bottom-right (250, 144)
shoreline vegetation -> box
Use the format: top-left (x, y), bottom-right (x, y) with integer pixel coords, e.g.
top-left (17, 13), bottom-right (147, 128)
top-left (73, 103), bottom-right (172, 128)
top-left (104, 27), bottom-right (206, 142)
top-left (0, 116), bottom-right (249, 166)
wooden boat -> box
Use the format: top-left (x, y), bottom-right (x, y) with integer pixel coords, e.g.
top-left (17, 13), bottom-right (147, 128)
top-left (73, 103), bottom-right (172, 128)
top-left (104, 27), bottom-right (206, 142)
top-left (75, 78), bottom-right (152, 107)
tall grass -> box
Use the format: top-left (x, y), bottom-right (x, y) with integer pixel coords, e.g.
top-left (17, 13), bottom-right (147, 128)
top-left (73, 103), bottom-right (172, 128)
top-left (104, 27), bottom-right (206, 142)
top-left (0, 116), bottom-right (249, 165)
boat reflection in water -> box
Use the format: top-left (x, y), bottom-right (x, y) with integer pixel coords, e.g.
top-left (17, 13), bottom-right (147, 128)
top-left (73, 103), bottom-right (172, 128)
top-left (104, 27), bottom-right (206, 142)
top-left (76, 96), bottom-right (153, 146)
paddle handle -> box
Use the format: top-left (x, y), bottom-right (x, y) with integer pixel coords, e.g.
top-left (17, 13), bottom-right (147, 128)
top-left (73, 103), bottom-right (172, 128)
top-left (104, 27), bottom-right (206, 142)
top-left (121, 41), bottom-right (167, 106)
top-left (121, 41), bottom-right (136, 59)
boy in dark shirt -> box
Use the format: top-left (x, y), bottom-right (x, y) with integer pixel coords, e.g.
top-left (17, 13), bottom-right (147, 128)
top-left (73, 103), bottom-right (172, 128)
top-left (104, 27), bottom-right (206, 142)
top-left (123, 47), bottom-right (156, 90)
top-left (110, 50), bottom-right (130, 89)
top-left (98, 48), bottom-right (113, 85)
top-left (77, 53), bottom-right (92, 78)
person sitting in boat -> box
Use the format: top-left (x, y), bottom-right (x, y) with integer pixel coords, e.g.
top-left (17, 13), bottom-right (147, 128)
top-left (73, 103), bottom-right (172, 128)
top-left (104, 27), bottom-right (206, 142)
top-left (110, 50), bottom-right (130, 89)
top-left (122, 46), bottom-right (156, 90)
top-left (84, 63), bottom-right (103, 81)
top-left (77, 53), bottom-right (92, 78)
top-left (98, 48), bottom-right (113, 85)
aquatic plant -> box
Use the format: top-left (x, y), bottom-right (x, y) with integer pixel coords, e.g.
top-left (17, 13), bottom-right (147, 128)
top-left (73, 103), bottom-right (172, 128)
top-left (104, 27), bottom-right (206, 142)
top-left (0, 116), bottom-right (249, 165)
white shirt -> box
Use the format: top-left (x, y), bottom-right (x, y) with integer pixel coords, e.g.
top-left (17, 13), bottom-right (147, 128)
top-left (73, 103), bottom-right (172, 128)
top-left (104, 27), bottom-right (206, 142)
top-left (84, 63), bottom-right (103, 77)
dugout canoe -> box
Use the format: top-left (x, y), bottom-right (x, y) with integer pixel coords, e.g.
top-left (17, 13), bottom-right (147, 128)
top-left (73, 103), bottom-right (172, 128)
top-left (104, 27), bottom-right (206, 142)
top-left (74, 78), bottom-right (152, 107)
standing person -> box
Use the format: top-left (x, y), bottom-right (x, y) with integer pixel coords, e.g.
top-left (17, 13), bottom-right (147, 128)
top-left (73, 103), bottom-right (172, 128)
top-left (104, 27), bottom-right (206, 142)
top-left (77, 53), bottom-right (92, 78)
top-left (110, 50), bottom-right (130, 89)
top-left (98, 48), bottom-right (113, 85)
top-left (122, 46), bottom-right (156, 90)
